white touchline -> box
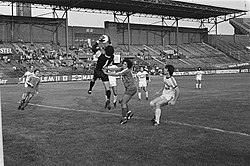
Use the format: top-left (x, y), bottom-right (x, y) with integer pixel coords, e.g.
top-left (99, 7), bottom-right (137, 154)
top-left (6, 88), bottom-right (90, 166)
top-left (24, 103), bottom-right (250, 137)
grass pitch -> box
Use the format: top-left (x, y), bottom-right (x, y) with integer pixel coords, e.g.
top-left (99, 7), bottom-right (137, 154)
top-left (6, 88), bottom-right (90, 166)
top-left (1, 73), bottom-right (250, 166)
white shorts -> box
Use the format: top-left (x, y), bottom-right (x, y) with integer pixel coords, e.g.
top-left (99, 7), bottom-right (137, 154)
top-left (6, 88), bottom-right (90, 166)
top-left (160, 95), bottom-right (174, 101)
top-left (109, 76), bottom-right (117, 87)
top-left (138, 81), bottom-right (147, 88)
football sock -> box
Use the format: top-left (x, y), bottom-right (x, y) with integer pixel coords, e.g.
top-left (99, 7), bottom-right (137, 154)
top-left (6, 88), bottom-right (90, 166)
top-left (199, 84), bottom-right (202, 89)
top-left (138, 92), bottom-right (141, 100)
top-left (89, 81), bottom-right (95, 91)
top-left (196, 83), bottom-right (198, 89)
top-left (106, 90), bottom-right (111, 100)
top-left (21, 99), bottom-right (25, 104)
top-left (155, 108), bottom-right (161, 124)
top-left (122, 108), bottom-right (127, 117)
top-left (114, 95), bottom-right (117, 103)
top-left (145, 91), bottom-right (148, 98)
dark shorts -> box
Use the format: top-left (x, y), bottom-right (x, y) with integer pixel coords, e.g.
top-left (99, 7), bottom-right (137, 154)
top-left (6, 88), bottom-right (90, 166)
top-left (93, 70), bottom-right (109, 82)
top-left (125, 86), bottom-right (137, 96)
top-left (24, 87), bottom-right (35, 95)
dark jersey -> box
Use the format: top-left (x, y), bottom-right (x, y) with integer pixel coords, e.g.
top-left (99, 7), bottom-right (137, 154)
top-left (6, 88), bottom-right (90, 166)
top-left (92, 43), bottom-right (114, 71)
top-left (96, 53), bottom-right (114, 71)
top-left (25, 75), bottom-right (40, 93)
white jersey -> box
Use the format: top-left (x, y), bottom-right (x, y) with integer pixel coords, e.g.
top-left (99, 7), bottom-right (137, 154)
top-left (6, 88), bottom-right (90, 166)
top-left (137, 71), bottom-right (148, 87)
top-left (162, 76), bottom-right (178, 97)
top-left (195, 70), bottom-right (204, 80)
top-left (23, 71), bottom-right (34, 88)
top-left (108, 65), bottom-right (118, 87)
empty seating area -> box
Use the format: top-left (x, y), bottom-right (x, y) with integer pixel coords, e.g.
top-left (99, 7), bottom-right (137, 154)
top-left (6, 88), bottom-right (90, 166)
top-left (210, 35), bottom-right (250, 62)
top-left (115, 42), bottom-right (242, 71)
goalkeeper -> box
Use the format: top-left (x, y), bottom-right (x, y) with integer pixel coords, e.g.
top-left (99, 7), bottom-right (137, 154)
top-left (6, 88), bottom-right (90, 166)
top-left (18, 69), bottom-right (41, 110)
top-left (87, 34), bottom-right (114, 110)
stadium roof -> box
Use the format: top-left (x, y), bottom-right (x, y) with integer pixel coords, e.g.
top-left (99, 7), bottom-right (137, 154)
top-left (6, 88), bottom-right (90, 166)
top-left (2, 0), bottom-right (247, 20)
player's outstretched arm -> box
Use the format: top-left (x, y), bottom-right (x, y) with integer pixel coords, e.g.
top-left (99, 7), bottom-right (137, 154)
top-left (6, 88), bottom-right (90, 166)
top-left (156, 85), bottom-right (164, 95)
top-left (105, 66), bottom-right (122, 72)
top-left (26, 79), bottom-right (34, 87)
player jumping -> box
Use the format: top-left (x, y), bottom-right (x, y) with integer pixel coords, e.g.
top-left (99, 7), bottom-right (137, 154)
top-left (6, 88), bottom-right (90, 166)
top-left (87, 35), bottom-right (114, 110)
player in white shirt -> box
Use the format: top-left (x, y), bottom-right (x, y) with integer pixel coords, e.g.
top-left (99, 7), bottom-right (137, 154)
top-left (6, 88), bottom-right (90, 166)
top-left (18, 69), bottom-right (41, 110)
top-left (136, 66), bottom-right (149, 100)
top-left (195, 67), bottom-right (204, 89)
top-left (149, 65), bottom-right (180, 126)
top-left (18, 65), bottom-right (35, 101)
top-left (19, 65), bottom-right (34, 87)
top-left (107, 63), bottom-right (119, 108)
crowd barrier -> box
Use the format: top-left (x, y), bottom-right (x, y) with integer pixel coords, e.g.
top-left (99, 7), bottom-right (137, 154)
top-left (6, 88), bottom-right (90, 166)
top-left (0, 74), bottom-right (93, 85)
top-left (0, 69), bottom-right (249, 85)
top-left (174, 69), bottom-right (249, 76)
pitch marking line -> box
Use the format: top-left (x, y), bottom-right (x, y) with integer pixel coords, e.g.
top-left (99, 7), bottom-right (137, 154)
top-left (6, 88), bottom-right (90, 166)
top-left (27, 103), bottom-right (250, 137)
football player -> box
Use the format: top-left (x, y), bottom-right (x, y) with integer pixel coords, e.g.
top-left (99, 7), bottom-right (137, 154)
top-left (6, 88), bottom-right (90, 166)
top-left (87, 35), bottom-right (114, 110)
top-left (136, 66), bottom-right (149, 100)
top-left (18, 69), bottom-right (41, 110)
top-left (149, 65), bottom-right (180, 126)
top-left (103, 59), bottom-right (137, 124)
top-left (195, 67), bottom-right (204, 89)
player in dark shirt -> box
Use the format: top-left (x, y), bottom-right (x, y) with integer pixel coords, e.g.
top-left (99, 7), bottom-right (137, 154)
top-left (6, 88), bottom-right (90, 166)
top-left (88, 35), bottom-right (114, 110)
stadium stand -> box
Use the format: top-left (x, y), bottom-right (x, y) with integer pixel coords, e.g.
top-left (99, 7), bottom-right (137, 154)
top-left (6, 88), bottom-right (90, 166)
top-left (0, 1), bottom-right (248, 78)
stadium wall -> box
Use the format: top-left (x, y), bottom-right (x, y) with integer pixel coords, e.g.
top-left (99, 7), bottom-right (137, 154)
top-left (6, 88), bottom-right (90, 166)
top-left (208, 34), bottom-right (250, 46)
top-left (104, 21), bottom-right (208, 47)
top-left (0, 68), bottom-right (249, 85)
top-left (1, 15), bottom-right (208, 48)
top-left (0, 15), bottom-right (104, 47)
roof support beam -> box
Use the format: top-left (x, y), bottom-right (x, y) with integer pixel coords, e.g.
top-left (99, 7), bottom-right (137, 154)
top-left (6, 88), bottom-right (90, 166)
top-left (175, 17), bottom-right (179, 58)
top-left (11, 2), bottom-right (14, 43)
top-left (64, 7), bottom-right (69, 58)
top-left (127, 13), bottom-right (131, 55)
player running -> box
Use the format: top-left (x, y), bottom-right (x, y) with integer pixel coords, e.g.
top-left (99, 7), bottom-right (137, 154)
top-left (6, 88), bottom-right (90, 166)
top-left (149, 65), bottom-right (180, 126)
top-left (103, 59), bottom-right (137, 124)
top-left (136, 66), bottom-right (149, 100)
top-left (18, 69), bottom-right (41, 110)
top-left (195, 67), bottom-right (204, 89)
top-left (87, 34), bottom-right (114, 110)
top-left (18, 65), bottom-right (35, 102)
top-left (19, 65), bottom-right (34, 87)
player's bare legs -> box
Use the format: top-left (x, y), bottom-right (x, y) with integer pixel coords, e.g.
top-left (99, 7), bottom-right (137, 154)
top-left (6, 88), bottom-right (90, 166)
top-left (111, 86), bottom-right (118, 107)
top-left (120, 94), bottom-right (134, 124)
top-left (18, 92), bottom-right (28, 110)
top-left (103, 81), bottom-right (111, 110)
top-left (150, 96), bottom-right (169, 125)
top-left (138, 87), bottom-right (148, 100)
top-left (88, 78), bottom-right (97, 94)
top-left (18, 92), bottom-right (33, 110)
top-left (138, 87), bottom-right (142, 100)
top-left (118, 93), bottom-right (124, 104)
top-left (142, 87), bottom-right (148, 100)
top-left (22, 93), bottom-right (34, 109)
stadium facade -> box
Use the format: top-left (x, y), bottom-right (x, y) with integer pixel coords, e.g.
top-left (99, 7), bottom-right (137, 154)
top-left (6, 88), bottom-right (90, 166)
top-left (0, 0), bottom-right (249, 82)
